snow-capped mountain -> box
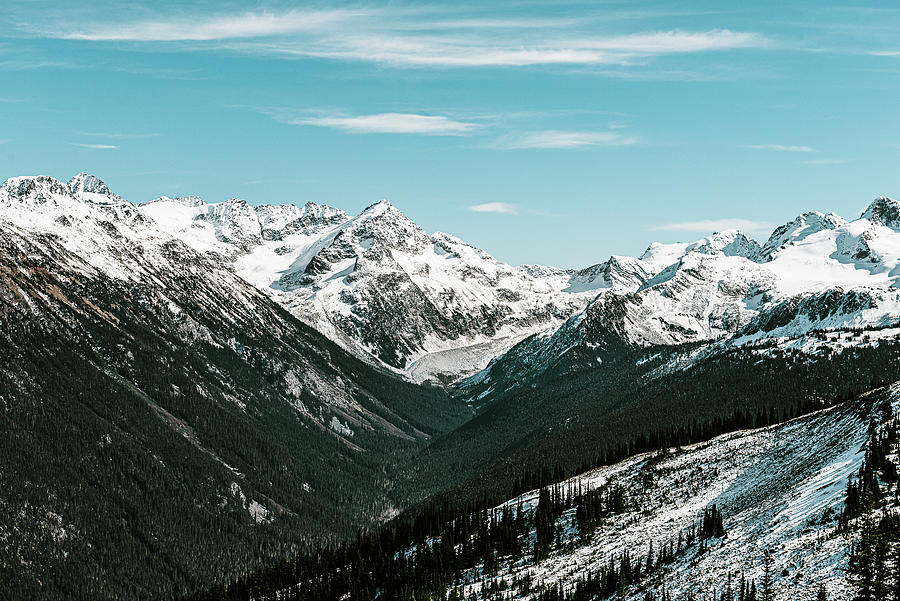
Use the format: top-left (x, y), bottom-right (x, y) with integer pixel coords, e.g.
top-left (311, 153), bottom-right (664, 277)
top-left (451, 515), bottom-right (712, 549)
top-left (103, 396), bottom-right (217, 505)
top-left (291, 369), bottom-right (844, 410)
top-left (14, 171), bottom-right (900, 392)
top-left (463, 198), bottom-right (900, 403)
top-left (10, 171), bottom-right (900, 394)
top-left (0, 172), bottom-right (453, 440)
top-left (142, 193), bottom-right (609, 380)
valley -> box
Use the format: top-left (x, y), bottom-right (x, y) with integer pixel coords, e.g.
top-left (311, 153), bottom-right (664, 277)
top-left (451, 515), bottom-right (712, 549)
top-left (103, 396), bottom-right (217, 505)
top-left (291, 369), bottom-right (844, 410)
top-left (3, 172), bottom-right (900, 600)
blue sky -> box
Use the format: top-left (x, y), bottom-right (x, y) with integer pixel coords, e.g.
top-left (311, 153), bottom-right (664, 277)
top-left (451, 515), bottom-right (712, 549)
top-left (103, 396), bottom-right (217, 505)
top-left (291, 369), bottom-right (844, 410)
top-left (2, 1), bottom-right (900, 268)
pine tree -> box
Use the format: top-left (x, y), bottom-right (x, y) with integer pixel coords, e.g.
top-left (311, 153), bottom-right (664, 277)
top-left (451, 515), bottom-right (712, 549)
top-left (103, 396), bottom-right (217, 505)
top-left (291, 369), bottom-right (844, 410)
top-left (848, 516), bottom-right (878, 601)
top-left (534, 487), bottom-right (555, 561)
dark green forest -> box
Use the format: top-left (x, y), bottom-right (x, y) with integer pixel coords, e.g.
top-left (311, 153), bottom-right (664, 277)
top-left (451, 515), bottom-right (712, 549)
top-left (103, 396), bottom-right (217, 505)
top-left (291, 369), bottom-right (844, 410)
top-left (178, 386), bottom-right (900, 601)
top-left (413, 335), bottom-right (900, 512)
top-left (0, 230), bottom-right (470, 601)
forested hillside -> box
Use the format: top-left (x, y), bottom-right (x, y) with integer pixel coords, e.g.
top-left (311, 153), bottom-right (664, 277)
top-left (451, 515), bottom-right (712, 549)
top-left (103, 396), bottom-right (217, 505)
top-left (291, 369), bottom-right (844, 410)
top-left (0, 201), bottom-right (470, 601)
top-left (179, 384), bottom-right (900, 601)
top-left (412, 331), bottom-right (900, 512)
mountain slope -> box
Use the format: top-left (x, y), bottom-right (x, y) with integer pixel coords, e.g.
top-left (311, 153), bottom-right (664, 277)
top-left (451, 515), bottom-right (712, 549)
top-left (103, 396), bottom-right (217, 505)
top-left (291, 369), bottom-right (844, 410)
top-left (141, 194), bottom-right (609, 380)
top-left (0, 174), bottom-right (470, 601)
top-left (181, 384), bottom-right (899, 601)
top-left (461, 199), bottom-right (900, 408)
top-left (443, 386), bottom-right (899, 601)
top-left (8, 172), bottom-right (900, 601)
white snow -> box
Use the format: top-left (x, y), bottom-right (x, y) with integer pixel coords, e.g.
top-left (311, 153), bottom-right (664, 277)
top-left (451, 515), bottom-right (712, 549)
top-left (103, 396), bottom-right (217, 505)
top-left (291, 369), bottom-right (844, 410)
top-left (449, 387), bottom-right (900, 601)
top-left (8, 172), bottom-right (900, 385)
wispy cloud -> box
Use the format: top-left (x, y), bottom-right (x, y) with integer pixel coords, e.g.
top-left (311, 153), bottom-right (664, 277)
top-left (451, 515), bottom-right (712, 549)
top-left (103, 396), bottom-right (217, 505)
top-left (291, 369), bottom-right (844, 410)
top-left (0, 59), bottom-right (78, 71)
top-left (70, 142), bottom-right (118, 149)
top-left (746, 144), bottom-right (815, 152)
top-left (230, 29), bottom-right (764, 68)
top-left (20, 8), bottom-right (768, 69)
top-left (468, 202), bottom-right (518, 215)
top-left (80, 131), bottom-right (161, 139)
top-left (292, 112), bottom-right (478, 135)
top-left (650, 218), bottom-right (775, 233)
top-left (0, 139), bottom-right (9, 144)
top-left (494, 130), bottom-right (638, 149)
top-left (53, 10), bottom-right (363, 42)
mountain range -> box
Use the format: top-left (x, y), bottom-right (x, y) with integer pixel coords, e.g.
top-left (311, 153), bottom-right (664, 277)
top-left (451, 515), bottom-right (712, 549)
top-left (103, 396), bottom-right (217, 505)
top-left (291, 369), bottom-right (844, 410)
top-left (3, 172), bottom-right (900, 601)
top-left (133, 176), bottom-right (900, 391)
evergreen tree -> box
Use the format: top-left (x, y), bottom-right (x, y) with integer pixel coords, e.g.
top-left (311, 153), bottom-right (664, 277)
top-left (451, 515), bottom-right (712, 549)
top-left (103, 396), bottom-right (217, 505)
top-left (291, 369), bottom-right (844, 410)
top-left (534, 487), bottom-right (555, 561)
top-left (762, 551), bottom-right (772, 601)
top-left (848, 515), bottom-right (879, 601)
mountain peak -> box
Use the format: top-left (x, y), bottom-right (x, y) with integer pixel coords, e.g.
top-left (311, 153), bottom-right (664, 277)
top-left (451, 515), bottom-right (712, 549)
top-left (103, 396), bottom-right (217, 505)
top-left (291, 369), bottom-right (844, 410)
top-left (361, 199), bottom-right (399, 216)
top-left (299, 201), bottom-right (348, 221)
top-left (861, 197), bottom-right (900, 227)
top-left (69, 172), bottom-right (112, 197)
top-left (761, 210), bottom-right (846, 260)
top-left (1, 175), bottom-right (72, 205)
top-left (686, 229), bottom-right (761, 260)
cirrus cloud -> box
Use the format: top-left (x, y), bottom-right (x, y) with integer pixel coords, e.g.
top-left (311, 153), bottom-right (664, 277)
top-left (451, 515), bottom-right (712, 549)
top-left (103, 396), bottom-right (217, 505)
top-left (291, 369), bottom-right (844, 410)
top-left (70, 142), bottom-right (118, 149)
top-left (295, 112), bottom-right (478, 135)
top-left (494, 130), bottom-right (639, 149)
top-left (20, 7), bottom-right (768, 70)
top-left (468, 202), bottom-right (518, 215)
top-left (55, 10), bottom-right (364, 42)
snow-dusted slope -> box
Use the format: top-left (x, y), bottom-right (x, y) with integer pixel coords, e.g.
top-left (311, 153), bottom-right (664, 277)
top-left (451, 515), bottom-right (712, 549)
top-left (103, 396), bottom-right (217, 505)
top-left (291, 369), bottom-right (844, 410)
top-left (466, 198), bottom-right (900, 400)
top-left (592, 205), bottom-right (900, 348)
top-left (632, 199), bottom-right (900, 345)
top-left (141, 194), bottom-right (616, 379)
top-left (450, 386), bottom-right (898, 601)
top-left (0, 173), bottom-right (441, 441)
top-left (141, 195), bottom-right (349, 283)
top-left (272, 199), bottom-right (616, 373)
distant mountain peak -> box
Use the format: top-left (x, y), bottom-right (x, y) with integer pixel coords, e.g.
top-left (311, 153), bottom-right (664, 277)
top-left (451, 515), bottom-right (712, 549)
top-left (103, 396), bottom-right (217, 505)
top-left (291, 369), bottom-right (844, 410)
top-left (686, 229), bottom-right (761, 259)
top-left (861, 196), bottom-right (900, 227)
top-left (361, 198), bottom-right (400, 217)
top-left (1, 175), bottom-right (72, 203)
top-left (69, 172), bottom-right (112, 197)
top-left (761, 210), bottom-right (846, 260)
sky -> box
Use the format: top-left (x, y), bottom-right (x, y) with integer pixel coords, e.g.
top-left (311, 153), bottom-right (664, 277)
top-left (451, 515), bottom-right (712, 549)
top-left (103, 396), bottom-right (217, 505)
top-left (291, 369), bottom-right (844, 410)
top-left (2, 1), bottom-right (900, 268)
